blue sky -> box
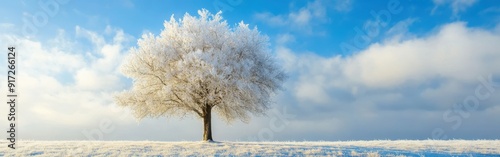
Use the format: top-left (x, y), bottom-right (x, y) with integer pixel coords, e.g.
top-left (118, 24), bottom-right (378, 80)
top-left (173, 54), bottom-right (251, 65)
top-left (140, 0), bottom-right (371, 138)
top-left (3, 0), bottom-right (498, 56)
top-left (1, 0), bottom-right (500, 141)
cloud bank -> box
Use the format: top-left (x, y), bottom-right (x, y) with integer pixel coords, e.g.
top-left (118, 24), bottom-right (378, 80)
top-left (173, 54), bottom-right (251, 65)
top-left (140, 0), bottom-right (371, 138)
top-left (1, 18), bottom-right (500, 141)
top-left (273, 21), bottom-right (500, 140)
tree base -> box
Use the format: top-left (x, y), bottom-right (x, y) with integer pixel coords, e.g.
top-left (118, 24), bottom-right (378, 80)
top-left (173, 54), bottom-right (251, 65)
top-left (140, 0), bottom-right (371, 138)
top-left (203, 139), bottom-right (214, 142)
top-left (202, 139), bottom-right (222, 143)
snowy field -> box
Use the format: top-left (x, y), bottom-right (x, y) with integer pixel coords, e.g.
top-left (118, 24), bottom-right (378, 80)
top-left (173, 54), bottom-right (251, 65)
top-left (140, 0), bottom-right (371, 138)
top-left (1, 140), bottom-right (499, 156)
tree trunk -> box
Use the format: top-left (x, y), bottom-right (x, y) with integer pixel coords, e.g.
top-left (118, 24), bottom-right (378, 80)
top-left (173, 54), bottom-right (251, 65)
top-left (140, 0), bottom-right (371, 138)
top-left (202, 106), bottom-right (213, 141)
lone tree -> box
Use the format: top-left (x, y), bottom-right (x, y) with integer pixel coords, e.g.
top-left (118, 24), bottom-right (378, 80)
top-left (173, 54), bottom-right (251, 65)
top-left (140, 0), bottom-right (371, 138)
top-left (114, 9), bottom-right (286, 141)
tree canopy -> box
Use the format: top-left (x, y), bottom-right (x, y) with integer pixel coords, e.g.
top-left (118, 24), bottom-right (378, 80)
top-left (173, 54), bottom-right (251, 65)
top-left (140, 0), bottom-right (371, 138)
top-left (114, 9), bottom-right (286, 141)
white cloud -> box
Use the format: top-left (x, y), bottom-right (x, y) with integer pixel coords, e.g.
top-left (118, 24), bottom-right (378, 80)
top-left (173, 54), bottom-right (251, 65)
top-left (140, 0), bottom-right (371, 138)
top-left (334, 0), bottom-right (353, 12)
top-left (432, 0), bottom-right (477, 18)
top-left (0, 25), bottom-right (135, 140)
top-left (76, 25), bottom-right (106, 47)
top-left (17, 36), bottom-right (86, 75)
top-left (290, 9), bottom-right (313, 26)
top-left (270, 21), bottom-right (500, 140)
top-left (295, 78), bottom-right (332, 104)
top-left (75, 68), bottom-right (121, 91)
top-left (480, 6), bottom-right (500, 14)
top-left (276, 33), bottom-right (296, 45)
top-left (254, 12), bottom-right (287, 26)
top-left (254, 0), bottom-right (332, 34)
top-left (386, 18), bottom-right (417, 38)
top-left (344, 22), bottom-right (500, 88)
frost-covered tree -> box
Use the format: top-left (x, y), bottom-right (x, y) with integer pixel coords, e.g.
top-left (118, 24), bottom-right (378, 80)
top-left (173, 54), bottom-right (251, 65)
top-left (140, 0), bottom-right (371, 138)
top-left (114, 9), bottom-right (286, 141)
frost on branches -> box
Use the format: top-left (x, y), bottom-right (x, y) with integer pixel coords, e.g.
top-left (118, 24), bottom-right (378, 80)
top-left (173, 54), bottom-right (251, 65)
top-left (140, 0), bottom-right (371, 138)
top-left (114, 9), bottom-right (286, 141)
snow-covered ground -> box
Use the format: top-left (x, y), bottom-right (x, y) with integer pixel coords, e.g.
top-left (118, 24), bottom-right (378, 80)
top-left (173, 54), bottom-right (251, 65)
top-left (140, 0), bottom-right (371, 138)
top-left (1, 140), bottom-right (499, 156)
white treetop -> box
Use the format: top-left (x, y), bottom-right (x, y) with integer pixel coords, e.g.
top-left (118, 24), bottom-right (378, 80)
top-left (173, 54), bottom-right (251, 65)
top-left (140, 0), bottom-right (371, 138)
top-left (114, 9), bottom-right (286, 140)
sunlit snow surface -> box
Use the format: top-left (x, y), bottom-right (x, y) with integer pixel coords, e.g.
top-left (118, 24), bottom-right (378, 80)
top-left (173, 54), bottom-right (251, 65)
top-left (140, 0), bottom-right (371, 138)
top-left (1, 140), bottom-right (499, 156)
